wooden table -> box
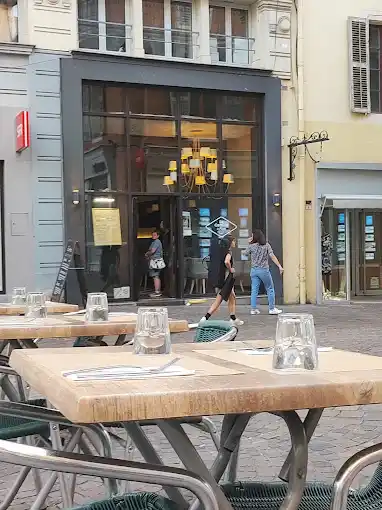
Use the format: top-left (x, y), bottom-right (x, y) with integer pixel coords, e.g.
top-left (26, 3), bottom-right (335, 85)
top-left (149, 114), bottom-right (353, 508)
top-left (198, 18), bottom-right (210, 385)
top-left (10, 341), bottom-right (382, 510)
top-left (0, 301), bottom-right (79, 315)
top-left (0, 313), bottom-right (189, 351)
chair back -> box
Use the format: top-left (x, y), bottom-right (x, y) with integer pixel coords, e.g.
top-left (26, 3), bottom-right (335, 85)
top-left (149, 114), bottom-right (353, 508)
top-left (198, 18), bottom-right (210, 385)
top-left (187, 258), bottom-right (209, 279)
top-left (194, 320), bottom-right (238, 343)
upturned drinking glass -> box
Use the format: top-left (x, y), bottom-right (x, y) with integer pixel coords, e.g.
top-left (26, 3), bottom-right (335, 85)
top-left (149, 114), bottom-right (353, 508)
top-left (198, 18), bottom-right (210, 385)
top-left (11, 287), bottom-right (27, 305)
top-left (86, 293), bottom-right (109, 322)
top-left (272, 313), bottom-right (318, 370)
top-left (25, 292), bottom-right (47, 319)
top-left (134, 307), bottom-right (171, 355)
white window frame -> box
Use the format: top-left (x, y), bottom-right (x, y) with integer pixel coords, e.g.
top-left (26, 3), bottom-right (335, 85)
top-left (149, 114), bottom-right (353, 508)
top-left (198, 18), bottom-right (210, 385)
top-left (209, 3), bottom-right (251, 65)
top-left (164, 0), bottom-right (193, 58)
top-left (83, 0), bottom-right (132, 54)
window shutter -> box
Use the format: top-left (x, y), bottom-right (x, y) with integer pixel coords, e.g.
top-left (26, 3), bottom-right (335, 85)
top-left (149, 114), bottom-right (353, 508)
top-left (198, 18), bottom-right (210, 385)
top-left (348, 17), bottom-right (371, 114)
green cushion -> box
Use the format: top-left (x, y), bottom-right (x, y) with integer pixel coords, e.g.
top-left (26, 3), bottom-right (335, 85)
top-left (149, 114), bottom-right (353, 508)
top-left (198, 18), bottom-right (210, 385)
top-left (74, 493), bottom-right (178, 510)
top-left (221, 476), bottom-right (382, 509)
top-left (0, 399), bottom-right (49, 440)
top-left (194, 320), bottom-right (236, 343)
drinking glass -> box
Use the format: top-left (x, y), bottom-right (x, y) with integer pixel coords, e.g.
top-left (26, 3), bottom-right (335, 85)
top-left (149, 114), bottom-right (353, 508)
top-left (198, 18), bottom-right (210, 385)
top-left (25, 292), bottom-right (47, 319)
top-left (272, 313), bottom-right (318, 370)
top-left (86, 293), bottom-right (109, 322)
top-left (11, 287), bottom-right (27, 305)
top-left (134, 307), bottom-right (171, 355)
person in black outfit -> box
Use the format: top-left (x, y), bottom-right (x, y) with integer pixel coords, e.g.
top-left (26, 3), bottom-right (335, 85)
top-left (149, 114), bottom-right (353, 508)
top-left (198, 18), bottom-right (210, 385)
top-left (199, 236), bottom-right (244, 326)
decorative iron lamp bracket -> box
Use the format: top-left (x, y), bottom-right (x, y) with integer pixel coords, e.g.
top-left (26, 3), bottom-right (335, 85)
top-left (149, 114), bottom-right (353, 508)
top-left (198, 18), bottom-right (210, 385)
top-left (287, 131), bottom-right (329, 181)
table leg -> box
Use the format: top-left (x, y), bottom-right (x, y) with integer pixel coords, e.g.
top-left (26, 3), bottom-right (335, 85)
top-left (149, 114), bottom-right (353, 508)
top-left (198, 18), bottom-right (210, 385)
top-left (114, 334), bottom-right (127, 346)
top-left (158, 420), bottom-right (236, 510)
top-left (273, 411), bottom-right (308, 510)
top-left (123, 422), bottom-right (188, 508)
top-left (278, 408), bottom-right (323, 481)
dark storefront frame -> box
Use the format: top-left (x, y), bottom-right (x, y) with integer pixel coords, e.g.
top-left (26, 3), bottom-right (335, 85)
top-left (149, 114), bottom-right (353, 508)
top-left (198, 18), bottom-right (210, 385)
top-left (61, 52), bottom-right (282, 303)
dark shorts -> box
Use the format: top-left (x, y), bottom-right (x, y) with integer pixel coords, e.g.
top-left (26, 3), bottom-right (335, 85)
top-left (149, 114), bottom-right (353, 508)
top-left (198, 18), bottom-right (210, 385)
top-left (219, 273), bottom-right (235, 301)
top-left (149, 269), bottom-right (161, 278)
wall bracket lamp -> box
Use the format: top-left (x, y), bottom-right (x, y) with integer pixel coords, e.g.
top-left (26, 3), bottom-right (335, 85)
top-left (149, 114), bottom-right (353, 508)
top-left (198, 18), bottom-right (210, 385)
top-left (72, 189), bottom-right (80, 205)
top-left (288, 131), bottom-right (329, 181)
top-left (272, 193), bottom-right (281, 207)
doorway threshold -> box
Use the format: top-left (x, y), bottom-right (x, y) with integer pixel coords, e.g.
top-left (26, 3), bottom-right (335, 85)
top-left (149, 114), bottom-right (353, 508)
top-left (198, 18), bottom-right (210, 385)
top-left (136, 298), bottom-right (185, 306)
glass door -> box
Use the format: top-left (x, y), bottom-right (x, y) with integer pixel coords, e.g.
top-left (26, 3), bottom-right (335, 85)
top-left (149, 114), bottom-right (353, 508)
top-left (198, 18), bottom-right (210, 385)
top-left (356, 210), bottom-right (382, 295)
top-left (131, 196), bottom-right (179, 301)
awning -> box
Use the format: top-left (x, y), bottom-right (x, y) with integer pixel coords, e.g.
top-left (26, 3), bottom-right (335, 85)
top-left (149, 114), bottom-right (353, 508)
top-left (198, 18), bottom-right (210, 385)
top-left (322, 194), bottom-right (382, 209)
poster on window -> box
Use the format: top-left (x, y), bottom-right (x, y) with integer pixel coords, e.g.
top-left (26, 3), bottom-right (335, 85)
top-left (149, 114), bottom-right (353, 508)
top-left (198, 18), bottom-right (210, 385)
top-left (92, 208), bottom-right (122, 246)
top-left (182, 211), bottom-right (192, 236)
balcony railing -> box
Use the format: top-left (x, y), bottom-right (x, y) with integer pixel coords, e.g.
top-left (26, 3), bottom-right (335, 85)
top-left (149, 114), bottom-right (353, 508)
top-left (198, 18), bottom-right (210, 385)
top-left (78, 19), bottom-right (132, 54)
top-left (210, 34), bottom-right (255, 66)
top-left (143, 27), bottom-right (199, 60)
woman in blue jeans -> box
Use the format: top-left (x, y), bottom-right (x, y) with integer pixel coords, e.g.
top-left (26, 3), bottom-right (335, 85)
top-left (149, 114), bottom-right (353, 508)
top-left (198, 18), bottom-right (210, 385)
top-left (244, 229), bottom-right (284, 315)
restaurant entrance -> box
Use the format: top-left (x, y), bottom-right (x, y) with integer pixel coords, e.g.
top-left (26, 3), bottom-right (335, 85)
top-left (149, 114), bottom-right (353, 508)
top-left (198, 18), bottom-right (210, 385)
top-left (131, 196), bottom-right (180, 301)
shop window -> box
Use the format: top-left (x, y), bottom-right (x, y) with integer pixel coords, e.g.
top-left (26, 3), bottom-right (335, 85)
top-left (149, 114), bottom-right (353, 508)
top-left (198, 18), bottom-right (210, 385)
top-left (209, 6), bottom-right (252, 65)
top-left (179, 90), bottom-right (217, 118)
top-left (222, 94), bottom-right (257, 122)
top-left (128, 87), bottom-right (173, 116)
top-left (0, 1), bottom-right (18, 43)
top-left (143, 0), bottom-right (194, 58)
top-left (83, 116), bottom-right (127, 191)
top-left (182, 197), bottom-right (252, 295)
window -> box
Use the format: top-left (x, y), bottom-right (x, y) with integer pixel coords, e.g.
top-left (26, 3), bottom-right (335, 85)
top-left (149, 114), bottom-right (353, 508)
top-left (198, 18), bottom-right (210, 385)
top-left (0, 1), bottom-right (18, 43)
top-left (209, 6), bottom-right (251, 65)
top-left (78, 0), bottom-right (130, 53)
top-left (143, 0), bottom-right (194, 58)
top-left (370, 24), bottom-right (382, 113)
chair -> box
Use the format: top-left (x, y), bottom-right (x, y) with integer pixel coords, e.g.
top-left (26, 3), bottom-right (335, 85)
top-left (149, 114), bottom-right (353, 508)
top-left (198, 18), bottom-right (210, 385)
top-left (194, 320), bottom-right (238, 343)
top-left (187, 258), bottom-right (209, 294)
top-left (0, 437), bottom-right (219, 510)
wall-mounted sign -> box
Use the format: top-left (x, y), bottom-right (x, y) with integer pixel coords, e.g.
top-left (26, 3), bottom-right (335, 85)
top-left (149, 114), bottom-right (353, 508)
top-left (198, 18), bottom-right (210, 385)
top-left (370, 277), bottom-right (380, 289)
top-left (15, 111), bottom-right (30, 153)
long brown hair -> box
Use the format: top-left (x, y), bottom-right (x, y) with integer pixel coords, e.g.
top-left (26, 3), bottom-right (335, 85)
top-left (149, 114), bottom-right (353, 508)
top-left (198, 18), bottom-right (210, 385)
top-left (251, 229), bottom-right (266, 245)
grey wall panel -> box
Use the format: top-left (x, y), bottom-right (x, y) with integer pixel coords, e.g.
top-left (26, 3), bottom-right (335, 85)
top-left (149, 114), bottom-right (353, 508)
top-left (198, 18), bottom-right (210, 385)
top-left (28, 52), bottom-right (64, 292)
top-left (0, 51), bottom-right (33, 293)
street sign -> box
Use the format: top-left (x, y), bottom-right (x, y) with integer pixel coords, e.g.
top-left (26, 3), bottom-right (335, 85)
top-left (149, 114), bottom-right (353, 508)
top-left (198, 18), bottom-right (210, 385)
top-left (205, 216), bottom-right (237, 238)
top-left (15, 111), bottom-right (30, 153)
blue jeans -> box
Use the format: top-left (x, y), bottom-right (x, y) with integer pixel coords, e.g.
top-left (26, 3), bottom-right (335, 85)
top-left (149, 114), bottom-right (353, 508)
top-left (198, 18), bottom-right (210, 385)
top-left (250, 267), bottom-right (275, 310)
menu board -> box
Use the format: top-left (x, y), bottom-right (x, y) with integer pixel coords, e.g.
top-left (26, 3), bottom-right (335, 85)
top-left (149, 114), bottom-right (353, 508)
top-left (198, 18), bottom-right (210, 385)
top-left (92, 208), bottom-right (122, 246)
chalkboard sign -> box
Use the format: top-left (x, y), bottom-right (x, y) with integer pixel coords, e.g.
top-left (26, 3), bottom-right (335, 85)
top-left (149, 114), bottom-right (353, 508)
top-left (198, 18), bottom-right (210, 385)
top-left (51, 240), bottom-right (76, 302)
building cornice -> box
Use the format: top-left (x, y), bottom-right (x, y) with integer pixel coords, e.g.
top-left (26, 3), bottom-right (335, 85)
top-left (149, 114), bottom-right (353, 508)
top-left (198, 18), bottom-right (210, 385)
top-left (0, 43), bottom-right (35, 55)
top-left (257, 0), bottom-right (292, 12)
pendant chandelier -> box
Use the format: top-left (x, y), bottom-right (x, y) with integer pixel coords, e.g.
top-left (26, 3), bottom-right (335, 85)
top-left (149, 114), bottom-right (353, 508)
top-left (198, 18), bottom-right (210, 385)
top-left (163, 138), bottom-right (234, 192)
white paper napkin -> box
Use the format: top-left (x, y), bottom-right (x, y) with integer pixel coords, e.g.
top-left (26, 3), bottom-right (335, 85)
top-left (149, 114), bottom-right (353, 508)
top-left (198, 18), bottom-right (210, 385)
top-left (64, 365), bottom-right (195, 381)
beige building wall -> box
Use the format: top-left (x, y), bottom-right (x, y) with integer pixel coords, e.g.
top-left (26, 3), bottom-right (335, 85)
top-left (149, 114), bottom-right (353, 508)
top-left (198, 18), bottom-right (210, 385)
top-left (283, 0), bottom-right (382, 303)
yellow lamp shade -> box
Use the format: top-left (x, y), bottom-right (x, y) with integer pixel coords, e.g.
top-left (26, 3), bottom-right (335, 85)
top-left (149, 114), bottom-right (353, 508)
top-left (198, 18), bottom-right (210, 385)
top-left (163, 175), bottom-right (174, 186)
top-left (223, 173), bottom-right (234, 184)
top-left (210, 149), bottom-right (217, 159)
top-left (207, 162), bottom-right (217, 173)
top-left (195, 175), bottom-right (206, 185)
top-left (181, 147), bottom-right (192, 159)
top-left (181, 163), bottom-right (190, 174)
top-left (168, 160), bottom-right (177, 171)
top-left (199, 147), bottom-right (211, 158)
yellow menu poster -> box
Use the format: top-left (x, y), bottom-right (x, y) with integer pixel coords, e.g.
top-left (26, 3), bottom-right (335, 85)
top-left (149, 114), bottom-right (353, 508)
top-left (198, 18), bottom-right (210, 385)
top-left (92, 208), bottom-right (122, 246)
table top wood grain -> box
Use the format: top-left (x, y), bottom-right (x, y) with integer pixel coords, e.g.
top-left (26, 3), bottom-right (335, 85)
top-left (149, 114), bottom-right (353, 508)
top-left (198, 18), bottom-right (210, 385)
top-left (0, 313), bottom-right (189, 340)
top-left (10, 341), bottom-right (382, 424)
top-left (0, 302), bottom-right (79, 315)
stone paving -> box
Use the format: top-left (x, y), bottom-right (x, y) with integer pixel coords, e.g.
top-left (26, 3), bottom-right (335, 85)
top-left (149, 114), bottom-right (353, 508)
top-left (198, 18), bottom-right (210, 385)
top-left (2, 302), bottom-right (382, 508)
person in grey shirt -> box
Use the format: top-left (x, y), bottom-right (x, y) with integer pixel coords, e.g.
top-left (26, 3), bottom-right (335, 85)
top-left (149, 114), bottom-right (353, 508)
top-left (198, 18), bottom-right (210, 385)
top-left (145, 230), bottom-right (164, 297)
top-left (244, 229), bottom-right (284, 315)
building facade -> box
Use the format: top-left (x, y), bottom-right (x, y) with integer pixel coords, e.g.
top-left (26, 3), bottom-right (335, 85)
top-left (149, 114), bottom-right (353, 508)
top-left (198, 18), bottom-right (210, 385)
top-left (296, 0), bottom-right (382, 304)
top-left (0, 0), bottom-right (294, 303)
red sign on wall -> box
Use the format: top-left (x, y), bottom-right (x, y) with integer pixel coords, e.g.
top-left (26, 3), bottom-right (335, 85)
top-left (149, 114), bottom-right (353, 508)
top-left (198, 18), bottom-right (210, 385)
top-left (15, 111), bottom-right (30, 153)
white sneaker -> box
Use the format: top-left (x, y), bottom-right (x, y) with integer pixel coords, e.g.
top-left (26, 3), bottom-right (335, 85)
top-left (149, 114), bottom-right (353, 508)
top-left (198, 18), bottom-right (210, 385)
top-left (269, 308), bottom-right (282, 315)
top-left (230, 318), bottom-right (244, 326)
top-left (250, 309), bottom-right (260, 315)
top-left (199, 316), bottom-right (207, 324)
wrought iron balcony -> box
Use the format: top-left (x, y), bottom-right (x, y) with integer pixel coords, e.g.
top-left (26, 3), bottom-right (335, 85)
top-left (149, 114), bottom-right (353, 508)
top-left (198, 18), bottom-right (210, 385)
top-left (210, 34), bottom-right (255, 65)
top-left (143, 27), bottom-right (199, 60)
top-left (78, 18), bottom-right (132, 54)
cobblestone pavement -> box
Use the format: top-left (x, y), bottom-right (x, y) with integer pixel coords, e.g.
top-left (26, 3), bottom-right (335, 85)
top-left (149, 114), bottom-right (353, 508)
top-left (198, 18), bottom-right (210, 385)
top-left (2, 302), bottom-right (382, 508)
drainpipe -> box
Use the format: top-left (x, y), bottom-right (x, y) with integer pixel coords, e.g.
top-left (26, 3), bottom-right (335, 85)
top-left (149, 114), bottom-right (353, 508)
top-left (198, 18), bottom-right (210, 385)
top-left (296, 0), bottom-right (306, 304)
